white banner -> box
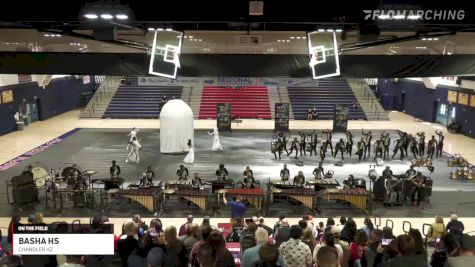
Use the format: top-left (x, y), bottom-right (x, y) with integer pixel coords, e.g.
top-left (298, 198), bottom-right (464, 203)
top-left (13, 234), bottom-right (114, 255)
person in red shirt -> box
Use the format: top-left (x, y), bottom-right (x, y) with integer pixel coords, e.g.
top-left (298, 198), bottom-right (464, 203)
top-left (350, 229), bottom-right (368, 267)
top-left (179, 215), bottom-right (194, 237)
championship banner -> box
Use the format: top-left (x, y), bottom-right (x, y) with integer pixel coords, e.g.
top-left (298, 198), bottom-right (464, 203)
top-left (12, 224), bottom-right (114, 255)
top-left (333, 105), bottom-right (349, 132)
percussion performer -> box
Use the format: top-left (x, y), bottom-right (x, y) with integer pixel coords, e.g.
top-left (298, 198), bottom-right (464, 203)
top-left (362, 129), bottom-right (373, 157)
top-left (410, 137), bottom-right (419, 159)
top-left (68, 164), bottom-right (86, 190)
top-left (176, 165), bottom-right (189, 180)
top-left (287, 137), bottom-right (300, 159)
top-left (382, 166), bottom-right (393, 179)
top-left (345, 131), bottom-right (354, 156)
top-left (299, 131), bottom-right (307, 157)
top-left (280, 164), bottom-right (290, 182)
top-left (356, 138), bottom-right (366, 161)
top-left (435, 130), bottom-right (445, 158)
top-left (22, 165), bottom-right (34, 178)
top-left (427, 135), bottom-right (437, 159)
top-left (381, 131), bottom-right (391, 159)
top-left (139, 166), bottom-right (154, 187)
top-left (334, 138), bottom-right (345, 160)
top-left (293, 171), bottom-right (306, 187)
top-left (391, 138), bottom-right (405, 160)
top-left (373, 139), bottom-right (384, 160)
top-left (411, 172), bottom-right (427, 211)
top-left (191, 173), bottom-right (203, 189)
top-left (319, 145), bottom-right (326, 162)
top-left (313, 162), bottom-right (324, 180)
top-left (385, 175), bottom-right (402, 204)
top-left (272, 138), bottom-right (284, 160)
top-left (126, 137), bottom-right (142, 164)
top-left (323, 129), bottom-right (333, 155)
top-left (343, 174), bottom-right (356, 189)
top-left (110, 160), bottom-right (121, 178)
top-left (216, 163), bottom-right (229, 181)
top-left (309, 133), bottom-right (318, 157)
top-left (405, 166), bottom-right (417, 179)
top-left (242, 166), bottom-right (256, 188)
top-left (416, 132), bottom-right (426, 157)
top-left (126, 127), bottom-right (139, 150)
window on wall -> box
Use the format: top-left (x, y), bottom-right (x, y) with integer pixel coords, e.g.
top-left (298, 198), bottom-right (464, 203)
top-left (439, 104), bottom-right (446, 115)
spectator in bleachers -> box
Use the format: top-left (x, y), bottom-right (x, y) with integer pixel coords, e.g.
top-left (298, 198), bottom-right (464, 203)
top-left (147, 247), bottom-right (165, 267)
top-left (313, 231), bottom-right (343, 266)
top-left (179, 215), bottom-right (194, 237)
top-left (189, 227), bottom-right (212, 265)
top-left (353, 100), bottom-right (360, 109)
top-left (361, 217), bottom-right (374, 238)
top-left (133, 214), bottom-right (148, 237)
top-left (163, 226), bottom-right (186, 267)
top-left (316, 222), bottom-right (325, 241)
top-left (256, 217), bottom-right (273, 236)
top-left (361, 229), bottom-right (383, 267)
top-left (382, 226), bottom-right (396, 240)
top-left (447, 214), bottom-right (465, 241)
top-left (118, 221), bottom-right (139, 267)
top-left (430, 233), bottom-right (452, 267)
top-left (149, 219), bottom-right (164, 236)
top-left (251, 244), bottom-right (279, 267)
top-left (279, 225), bottom-right (312, 267)
top-left (240, 222), bottom-right (258, 254)
top-left (200, 216), bottom-right (216, 231)
top-left (301, 228), bottom-right (316, 253)
top-left (350, 229), bottom-right (368, 267)
top-left (183, 224), bottom-right (201, 257)
top-left (444, 234), bottom-right (475, 267)
top-left (59, 255), bottom-right (87, 267)
top-left (307, 109), bottom-right (313, 120)
top-left (298, 219), bottom-right (308, 230)
top-left (409, 228), bottom-right (427, 264)
top-left (337, 216), bottom-right (346, 231)
top-left (229, 218), bottom-right (245, 242)
top-left (0, 255), bottom-right (22, 267)
top-left (303, 215), bottom-right (316, 237)
top-left (331, 227), bottom-right (349, 251)
top-left (326, 217), bottom-right (336, 232)
top-left (341, 219), bottom-right (357, 243)
top-left (242, 228), bottom-right (269, 267)
top-left (196, 243), bottom-right (216, 267)
top-left (273, 215), bottom-right (285, 235)
top-left (206, 230), bottom-right (235, 267)
top-left (390, 234), bottom-right (426, 267)
top-left (274, 220), bottom-right (291, 248)
top-left (381, 239), bottom-right (398, 267)
top-left (311, 107), bottom-right (318, 120)
top-left (316, 246), bottom-right (339, 267)
top-left (428, 215), bottom-right (446, 246)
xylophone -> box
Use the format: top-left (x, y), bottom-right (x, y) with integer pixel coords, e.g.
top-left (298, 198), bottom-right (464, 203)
top-left (306, 179), bottom-right (340, 191)
top-left (271, 188), bottom-right (317, 210)
top-left (119, 187), bottom-right (159, 213)
top-left (322, 188), bottom-right (369, 214)
top-left (226, 188), bottom-right (264, 210)
top-left (165, 189), bottom-right (209, 211)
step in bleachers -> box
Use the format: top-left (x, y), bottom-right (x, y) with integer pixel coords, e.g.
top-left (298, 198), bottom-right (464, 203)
top-left (199, 86), bottom-right (272, 119)
top-left (288, 78), bottom-right (366, 120)
top-left (103, 77), bottom-right (182, 119)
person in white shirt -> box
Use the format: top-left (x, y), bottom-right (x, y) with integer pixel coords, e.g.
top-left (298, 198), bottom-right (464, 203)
top-left (126, 137), bottom-right (142, 163)
top-left (279, 225), bottom-right (313, 267)
top-left (126, 127), bottom-right (139, 150)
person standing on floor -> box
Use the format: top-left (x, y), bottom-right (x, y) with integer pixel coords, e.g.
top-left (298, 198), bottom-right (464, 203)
top-left (323, 129), bottom-right (333, 156)
top-left (183, 139), bottom-right (194, 164)
top-left (126, 127), bottom-right (139, 150)
top-left (381, 131), bottom-right (391, 159)
top-left (299, 131), bottom-right (307, 157)
top-left (362, 129), bottom-right (372, 158)
top-left (208, 127), bottom-right (223, 151)
top-left (334, 138), bottom-right (345, 160)
top-left (427, 135), bottom-right (437, 159)
top-left (287, 137), bottom-right (300, 159)
top-left (346, 131), bottom-right (354, 156)
top-left (417, 131), bottom-right (426, 157)
top-left (435, 130), bottom-right (445, 158)
top-left (126, 137), bottom-right (141, 163)
top-left (356, 137), bottom-right (366, 161)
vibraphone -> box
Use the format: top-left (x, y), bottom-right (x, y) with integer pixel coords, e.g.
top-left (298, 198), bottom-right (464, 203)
top-left (271, 188), bottom-right (317, 210)
top-left (307, 179), bottom-right (340, 191)
top-left (322, 188), bottom-right (370, 214)
top-left (119, 187), bottom-right (159, 213)
top-left (165, 189), bottom-right (209, 211)
top-left (269, 180), bottom-right (297, 189)
top-left (166, 180), bottom-right (193, 190)
top-left (226, 188), bottom-right (264, 211)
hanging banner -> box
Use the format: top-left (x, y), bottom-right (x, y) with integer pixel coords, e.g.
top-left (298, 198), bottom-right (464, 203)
top-left (332, 105), bottom-right (349, 132)
top-left (274, 103), bottom-right (289, 132)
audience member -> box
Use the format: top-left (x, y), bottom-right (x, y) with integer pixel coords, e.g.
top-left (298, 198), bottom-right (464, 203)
top-left (350, 229), bottom-right (368, 267)
top-left (163, 226), bottom-right (186, 267)
top-left (409, 228), bottom-right (428, 264)
top-left (382, 226), bottom-right (396, 240)
top-left (118, 221), bottom-right (139, 267)
top-left (279, 225), bottom-right (312, 267)
top-left (200, 216), bottom-right (215, 231)
top-left (189, 227), bottom-right (212, 264)
top-left (444, 234), bottom-right (475, 267)
top-left (430, 233), bottom-right (450, 267)
top-left (240, 222), bottom-right (258, 254)
top-left (361, 229), bottom-right (383, 267)
top-left (183, 224), bottom-right (201, 257)
top-left (341, 219), bottom-right (357, 243)
top-left (206, 230), bottom-right (235, 267)
top-left (257, 217), bottom-right (273, 236)
top-left (381, 239), bottom-right (398, 267)
top-left (273, 215), bottom-right (285, 235)
top-left (337, 216), bottom-right (346, 231)
top-left (274, 220), bottom-right (290, 247)
top-left (361, 217), bottom-right (374, 238)
top-left (242, 228), bottom-right (269, 267)
top-left (251, 244), bottom-right (279, 267)
top-left (390, 234), bottom-right (426, 267)
top-left (179, 215), bottom-right (194, 237)
top-left (428, 215), bottom-right (446, 245)
top-left (316, 246), bottom-right (339, 267)
top-left (326, 217), bottom-right (336, 232)
top-left (313, 231), bottom-right (343, 266)
top-left (298, 219), bottom-right (308, 230)
top-left (446, 214), bottom-right (464, 241)
top-left (0, 255), bottom-right (22, 267)
top-left (301, 228), bottom-right (316, 253)
top-left (331, 227), bottom-right (349, 251)
top-left (196, 243), bottom-right (216, 267)
top-left (59, 255), bottom-right (87, 267)
top-left (147, 247), bottom-right (165, 267)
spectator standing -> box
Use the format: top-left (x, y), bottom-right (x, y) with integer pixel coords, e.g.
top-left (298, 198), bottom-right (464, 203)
top-left (242, 228), bottom-right (269, 267)
top-left (251, 244), bottom-right (280, 267)
top-left (301, 228), bottom-right (316, 253)
top-left (446, 214), bottom-right (464, 241)
top-left (240, 223), bottom-right (258, 254)
top-left (118, 221), bottom-right (139, 267)
top-left (389, 235), bottom-right (426, 267)
top-left (428, 215), bottom-right (445, 245)
top-left (313, 231), bottom-right (343, 266)
top-left (316, 246), bottom-right (340, 267)
top-left (257, 217), bottom-right (273, 236)
top-left (350, 230), bottom-right (368, 267)
top-left (274, 220), bottom-right (291, 248)
top-left (279, 225), bottom-right (312, 267)
top-left (444, 234), bottom-right (475, 267)
top-left (163, 226), bottom-right (186, 267)
top-left (179, 215), bottom-right (194, 237)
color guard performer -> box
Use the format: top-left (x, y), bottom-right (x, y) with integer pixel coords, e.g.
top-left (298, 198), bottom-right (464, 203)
top-left (417, 132), bottom-right (426, 157)
top-left (126, 137), bottom-right (142, 164)
top-left (309, 132), bottom-right (318, 157)
top-left (392, 137), bottom-right (405, 160)
top-left (345, 131), bottom-right (354, 156)
top-left (356, 137), bottom-right (365, 161)
top-left (323, 129), bottom-right (333, 155)
top-left (176, 165), bottom-right (189, 180)
top-left (373, 139), bottom-right (384, 160)
top-left (287, 137), bottom-right (300, 159)
top-left (334, 138), bottom-right (345, 160)
top-left (280, 164), bottom-right (290, 182)
top-left (427, 135), bottom-right (437, 159)
top-left (381, 131), bottom-right (391, 159)
top-left (126, 127), bottom-right (139, 150)
top-left (435, 130), bottom-right (445, 158)
top-left (410, 137), bottom-right (419, 159)
top-left (319, 145), bottom-right (326, 163)
top-left (362, 129), bottom-right (372, 158)
top-left (299, 131), bottom-right (307, 157)
top-left (272, 138), bottom-right (284, 160)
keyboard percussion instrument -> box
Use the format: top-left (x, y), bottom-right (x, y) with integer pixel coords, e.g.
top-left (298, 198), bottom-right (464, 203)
top-left (321, 188), bottom-right (370, 214)
top-left (119, 187), bottom-right (159, 212)
top-left (270, 188), bottom-right (317, 210)
top-left (226, 188), bottom-right (265, 210)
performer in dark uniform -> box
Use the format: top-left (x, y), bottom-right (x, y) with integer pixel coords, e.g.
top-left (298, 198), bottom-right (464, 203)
top-left (356, 138), bottom-right (366, 161)
top-left (334, 138), bottom-right (345, 160)
top-left (272, 138), bottom-right (284, 160)
top-left (242, 166), bottom-right (256, 188)
top-left (293, 171), bottom-right (305, 187)
top-left (385, 175), bottom-right (402, 204)
top-left (345, 131), bottom-right (354, 156)
top-left (281, 133), bottom-right (289, 155)
top-left (427, 135), bottom-right (437, 159)
top-left (323, 129), bottom-right (333, 155)
top-left (373, 139), bottom-right (384, 160)
top-left (319, 145), bottom-right (326, 163)
top-left (280, 164), bottom-right (290, 182)
top-left (343, 174), bottom-right (356, 189)
top-left (396, 131), bottom-right (410, 157)
top-left (191, 172), bottom-right (203, 189)
top-left (382, 166), bottom-right (393, 179)
top-left (287, 137), bottom-right (300, 159)
top-left (417, 132), bottom-right (426, 157)
top-left (67, 164), bottom-right (86, 190)
top-left (362, 129), bottom-right (373, 158)
top-left (216, 163), bottom-right (229, 181)
top-left (139, 166), bottom-right (154, 187)
top-left (313, 162), bottom-right (324, 180)
top-left (299, 131), bottom-right (307, 157)
top-left (410, 137), bottom-right (419, 159)
top-left (176, 165), bottom-right (189, 181)
top-left (110, 160), bottom-right (121, 178)
top-left (381, 132), bottom-right (391, 159)
top-left (411, 172), bottom-right (427, 211)
top-left (392, 138), bottom-right (405, 160)
top-left (309, 133), bottom-right (318, 157)
top-left (405, 166), bottom-right (417, 178)
top-left (435, 130), bottom-right (445, 158)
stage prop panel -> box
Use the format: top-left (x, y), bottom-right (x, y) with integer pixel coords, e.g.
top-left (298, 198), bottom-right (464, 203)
top-left (275, 103), bottom-right (290, 132)
top-left (160, 99), bottom-right (194, 153)
top-left (333, 104), bottom-right (349, 132)
top-left (217, 103), bottom-right (232, 132)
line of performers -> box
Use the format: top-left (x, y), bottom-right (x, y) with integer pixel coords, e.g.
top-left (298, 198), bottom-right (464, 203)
top-left (271, 129), bottom-right (445, 162)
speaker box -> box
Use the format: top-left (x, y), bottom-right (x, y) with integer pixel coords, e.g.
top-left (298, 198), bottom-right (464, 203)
top-left (13, 184), bottom-right (37, 205)
top-left (11, 173), bottom-right (34, 187)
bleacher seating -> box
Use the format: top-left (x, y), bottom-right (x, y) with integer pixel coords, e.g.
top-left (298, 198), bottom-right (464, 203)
top-left (288, 78), bottom-right (367, 120)
top-left (103, 77), bottom-right (182, 119)
top-left (198, 86), bottom-right (272, 119)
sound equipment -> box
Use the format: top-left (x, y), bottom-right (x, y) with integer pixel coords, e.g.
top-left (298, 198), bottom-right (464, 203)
top-left (373, 177), bottom-right (386, 201)
top-left (11, 173), bottom-right (38, 206)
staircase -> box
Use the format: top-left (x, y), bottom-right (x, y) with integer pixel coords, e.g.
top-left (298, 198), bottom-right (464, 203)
top-left (347, 79), bottom-right (389, 120)
top-left (80, 76), bottom-right (121, 118)
top-left (268, 86), bottom-right (294, 119)
top-left (182, 85), bottom-right (203, 119)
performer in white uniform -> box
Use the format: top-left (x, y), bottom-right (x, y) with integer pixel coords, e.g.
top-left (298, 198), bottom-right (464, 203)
top-left (183, 139), bottom-right (194, 164)
top-left (126, 127), bottom-right (139, 150)
top-left (208, 127), bottom-right (223, 151)
top-left (126, 137), bottom-right (142, 163)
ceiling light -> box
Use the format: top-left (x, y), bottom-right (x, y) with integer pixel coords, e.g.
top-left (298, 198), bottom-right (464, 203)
top-left (302, 36), bottom-right (307, 39)
top-left (317, 29), bottom-right (325, 32)
top-left (188, 36), bottom-right (193, 39)
top-left (55, 34), bottom-right (61, 37)
top-left (326, 29), bottom-right (333, 32)
top-left (115, 14), bottom-right (128, 20)
top-left (447, 52), bottom-right (452, 55)
top-left (286, 40), bottom-right (290, 42)
top-left (433, 38), bottom-right (439, 41)
top-left (44, 34), bottom-right (50, 37)
top-left (378, 15), bottom-right (390, 19)
top-left (427, 38), bottom-right (433, 41)
top-left (5, 42), bottom-right (9, 45)
top-left (198, 39), bottom-right (202, 42)
top-left (393, 15), bottom-right (405, 19)
top-left (290, 37), bottom-right (295, 39)
top-left (157, 28), bottom-right (164, 31)
top-left (422, 38), bottom-right (427, 40)
top-left (148, 27), bottom-right (155, 31)
top-left (335, 29), bottom-right (342, 32)
top-left (165, 28), bottom-right (172, 31)
top-left (100, 14), bottom-right (113, 19)
top-left (277, 40), bottom-right (281, 42)
top-left (296, 36), bottom-right (301, 39)
top-left (84, 14), bottom-right (98, 19)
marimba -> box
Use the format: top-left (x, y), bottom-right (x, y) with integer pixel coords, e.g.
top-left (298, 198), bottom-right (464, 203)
top-left (119, 187), bottom-right (159, 213)
top-left (269, 180), bottom-right (297, 189)
top-left (205, 179), bottom-right (235, 192)
top-left (164, 189), bottom-right (209, 211)
top-left (322, 188), bottom-right (370, 214)
top-left (226, 188), bottom-right (264, 211)
top-left (271, 188), bottom-right (317, 210)
top-left (307, 179), bottom-right (340, 191)
top-left (166, 180), bottom-right (193, 190)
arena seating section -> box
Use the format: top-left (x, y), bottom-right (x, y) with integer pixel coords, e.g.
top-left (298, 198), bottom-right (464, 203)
top-left (199, 86), bottom-right (272, 119)
top-left (288, 78), bottom-right (367, 120)
top-left (103, 77), bottom-right (182, 119)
